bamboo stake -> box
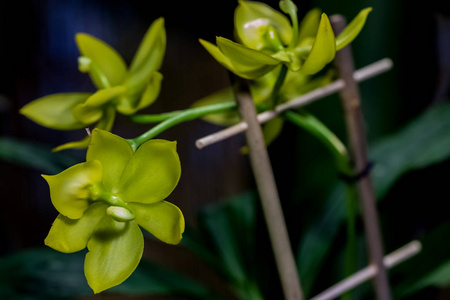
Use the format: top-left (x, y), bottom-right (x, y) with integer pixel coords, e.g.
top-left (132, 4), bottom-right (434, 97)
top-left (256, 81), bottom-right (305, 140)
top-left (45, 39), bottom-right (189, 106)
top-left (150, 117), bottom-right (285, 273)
top-left (330, 15), bottom-right (392, 300)
top-left (196, 58), bottom-right (392, 149)
top-left (232, 75), bottom-right (304, 300)
top-left (310, 241), bottom-right (421, 300)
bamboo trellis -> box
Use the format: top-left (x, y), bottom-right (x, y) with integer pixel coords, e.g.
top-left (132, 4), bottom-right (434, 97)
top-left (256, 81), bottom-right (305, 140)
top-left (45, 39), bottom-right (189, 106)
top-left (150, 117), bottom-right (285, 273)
top-left (195, 15), bottom-right (421, 300)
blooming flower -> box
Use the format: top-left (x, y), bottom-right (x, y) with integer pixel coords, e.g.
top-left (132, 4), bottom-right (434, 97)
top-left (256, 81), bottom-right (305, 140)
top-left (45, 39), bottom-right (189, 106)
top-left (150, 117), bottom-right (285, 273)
top-left (43, 129), bottom-right (184, 293)
top-left (199, 0), bottom-right (371, 79)
top-left (20, 18), bottom-right (166, 151)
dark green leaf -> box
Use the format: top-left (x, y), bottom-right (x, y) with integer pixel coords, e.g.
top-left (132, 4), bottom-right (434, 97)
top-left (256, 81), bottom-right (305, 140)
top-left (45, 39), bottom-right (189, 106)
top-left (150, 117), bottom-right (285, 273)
top-left (0, 247), bottom-right (220, 300)
top-left (0, 248), bottom-right (90, 300)
top-left (183, 192), bottom-right (265, 299)
top-left (392, 222), bottom-right (450, 298)
top-left (0, 138), bottom-right (79, 174)
top-left (297, 103), bottom-right (450, 296)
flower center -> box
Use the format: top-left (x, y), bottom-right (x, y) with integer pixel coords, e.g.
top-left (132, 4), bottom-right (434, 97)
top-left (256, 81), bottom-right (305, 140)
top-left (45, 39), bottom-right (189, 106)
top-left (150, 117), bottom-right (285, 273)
top-left (88, 185), bottom-right (135, 222)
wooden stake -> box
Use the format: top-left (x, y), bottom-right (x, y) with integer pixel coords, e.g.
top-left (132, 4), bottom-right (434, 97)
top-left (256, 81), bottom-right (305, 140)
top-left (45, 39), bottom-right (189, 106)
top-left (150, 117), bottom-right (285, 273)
top-left (331, 15), bottom-right (392, 300)
top-left (232, 75), bottom-right (304, 300)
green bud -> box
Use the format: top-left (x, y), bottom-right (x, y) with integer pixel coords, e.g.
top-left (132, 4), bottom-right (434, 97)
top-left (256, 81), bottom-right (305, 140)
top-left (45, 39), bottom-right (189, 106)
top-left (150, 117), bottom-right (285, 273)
top-left (235, 0), bottom-right (292, 50)
top-left (78, 56), bottom-right (92, 73)
top-left (106, 206), bottom-right (135, 222)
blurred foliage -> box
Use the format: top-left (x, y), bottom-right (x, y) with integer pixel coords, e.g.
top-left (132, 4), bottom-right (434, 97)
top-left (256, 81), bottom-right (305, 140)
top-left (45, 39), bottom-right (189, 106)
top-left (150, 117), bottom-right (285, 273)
top-left (0, 247), bottom-right (221, 300)
top-left (3, 102), bottom-right (450, 299)
top-left (297, 102), bottom-right (450, 297)
top-left (0, 138), bottom-right (80, 174)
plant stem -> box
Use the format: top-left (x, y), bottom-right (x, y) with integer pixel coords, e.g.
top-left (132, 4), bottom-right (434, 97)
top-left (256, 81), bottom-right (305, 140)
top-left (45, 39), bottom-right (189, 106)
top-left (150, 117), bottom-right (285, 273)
top-left (283, 110), bottom-right (349, 172)
top-left (129, 110), bottom-right (184, 123)
top-left (331, 15), bottom-right (391, 300)
top-left (270, 65), bottom-right (289, 108)
top-left (343, 183), bottom-right (358, 283)
top-left (127, 102), bottom-right (236, 150)
top-left (232, 75), bottom-right (303, 300)
top-left (283, 110), bottom-right (358, 282)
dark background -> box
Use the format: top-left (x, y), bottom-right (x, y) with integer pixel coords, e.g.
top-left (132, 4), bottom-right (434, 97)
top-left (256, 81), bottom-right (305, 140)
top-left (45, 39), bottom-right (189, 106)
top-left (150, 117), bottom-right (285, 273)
top-left (1, 0), bottom-right (450, 299)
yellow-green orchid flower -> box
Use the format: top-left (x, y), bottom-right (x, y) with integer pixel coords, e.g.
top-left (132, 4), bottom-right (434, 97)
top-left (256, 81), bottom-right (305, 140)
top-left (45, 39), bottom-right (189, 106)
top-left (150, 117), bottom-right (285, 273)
top-left (20, 18), bottom-right (166, 151)
top-left (43, 129), bottom-right (184, 293)
top-left (199, 0), bottom-right (372, 79)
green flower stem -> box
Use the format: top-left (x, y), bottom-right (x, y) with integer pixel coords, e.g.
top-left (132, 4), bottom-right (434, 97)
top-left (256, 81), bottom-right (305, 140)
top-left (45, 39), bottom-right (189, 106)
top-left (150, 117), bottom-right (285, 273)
top-left (129, 110), bottom-right (185, 124)
top-left (128, 102), bottom-right (237, 151)
top-left (280, 0), bottom-right (299, 48)
top-left (283, 110), bottom-right (350, 172)
top-left (288, 12), bottom-right (298, 48)
top-left (341, 183), bottom-right (358, 300)
top-left (270, 64), bottom-right (289, 108)
top-left (283, 110), bottom-right (358, 280)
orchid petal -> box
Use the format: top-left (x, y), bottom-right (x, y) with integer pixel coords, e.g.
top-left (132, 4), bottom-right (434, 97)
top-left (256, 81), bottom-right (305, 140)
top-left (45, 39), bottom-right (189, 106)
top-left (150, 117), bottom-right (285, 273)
top-left (45, 202), bottom-right (107, 253)
top-left (119, 140), bottom-right (181, 204)
top-left (20, 93), bottom-right (91, 130)
top-left (85, 217), bottom-right (143, 293)
top-left (130, 201), bottom-right (184, 245)
top-left (42, 160), bottom-right (102, 219)
top-left (87, 129), bottom-right (133, 192)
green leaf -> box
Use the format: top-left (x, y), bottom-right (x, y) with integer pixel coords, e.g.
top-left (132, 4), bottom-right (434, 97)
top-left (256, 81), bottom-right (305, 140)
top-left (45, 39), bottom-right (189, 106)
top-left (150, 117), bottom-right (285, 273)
top-left (297, 103), bottom-right (450, 296)
top-left (130, 201), bottom-right (185, 245)
top-left (75, 33), bottom-right (127, 88)
top-left (129, 17), bottom-right (166, 76)
top-left (216, 37), bottom-right (281, 79)
top-left (0, 247), bottom-right (220, 300)
top-left (301, 13), bottom-right (336, 74)
top-left (0, 138), bottom-right (80, 174)
top-left (117, 71), bottom-right (163, 115)
top-left (392, 222), bottom-right (450, 297)
top-left (119, 259), bottom-right (223, 299)
top-left (119, 139), bottom-right (181, 204)
top-left (0, 248), bottom-right (91, 300)
top-left (20, 93), bottom-right (91, 130)
top-left (42, 160), bottom-right (103, 219)
top-left (370, 102), bottom-right (450, 198)
top-left (45, 202), bottom-right (107, 253)
top-left (335, 8), bottom-right (372, 51)
top-left (85, 217), bottom-right (144, 293)
top-left (235, 0), bottom-right (292, 50)
top-left (183, 192), bottom-right (265, 299)
top-left (297, 8), bottom-right (321, 43)
top-left (73, 86), bottom-right (126, 125)
top-left (86, 129), bottom-right (133, 191)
